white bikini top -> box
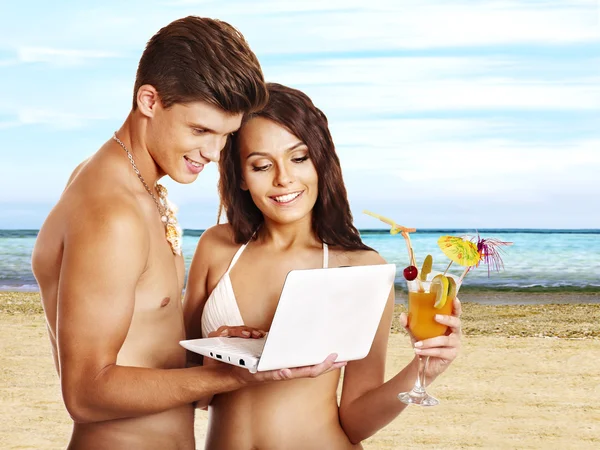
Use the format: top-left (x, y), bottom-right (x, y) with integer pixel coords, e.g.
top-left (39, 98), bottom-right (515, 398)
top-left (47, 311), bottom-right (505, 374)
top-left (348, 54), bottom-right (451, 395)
top-left (200, 241), bottom-right (329, 338)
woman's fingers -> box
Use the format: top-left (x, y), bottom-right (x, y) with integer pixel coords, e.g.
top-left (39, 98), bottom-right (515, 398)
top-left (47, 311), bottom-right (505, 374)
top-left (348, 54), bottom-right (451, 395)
top-left (453, 297), bottom-right (462, 318)
top-left (399, 312), bottom-right (417, 343)
top-left (435, 313), bottom-right (462, 334)
top-left (414, 346), bottom-right (459, 360)
top-left (256, 354), bottom-right (347, 382)
top-left (399, 312), bottom-right (408, 329)
top-left (414, 333), bottom-right (460, 350)
top-left (208, 325), bottom-right (267, 338)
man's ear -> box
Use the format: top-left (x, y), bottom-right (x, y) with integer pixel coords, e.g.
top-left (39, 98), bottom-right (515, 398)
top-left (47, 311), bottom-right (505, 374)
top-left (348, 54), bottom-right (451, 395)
top-left (136, 84), bottom-right (161, 118)
top-left (240, 179), bottom-right (248, 191)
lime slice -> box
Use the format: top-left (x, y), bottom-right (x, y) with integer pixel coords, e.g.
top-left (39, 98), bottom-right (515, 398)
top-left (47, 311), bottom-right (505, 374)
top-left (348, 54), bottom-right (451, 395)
top-left (431, 274), bottom-right (449, 309)
top-left (419, 254), bottom-right (433, 281)
top-left (447, 276), bottom-right (457, 301)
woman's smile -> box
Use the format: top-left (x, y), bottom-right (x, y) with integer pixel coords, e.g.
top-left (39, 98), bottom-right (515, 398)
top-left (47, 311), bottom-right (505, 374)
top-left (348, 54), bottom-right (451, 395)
top-left (269, 190), bottom-right (304, 205)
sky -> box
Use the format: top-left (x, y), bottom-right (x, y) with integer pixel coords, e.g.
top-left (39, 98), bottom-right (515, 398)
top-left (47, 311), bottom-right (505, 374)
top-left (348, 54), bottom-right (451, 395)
top-left (0, 0), bottom-right (598, 230)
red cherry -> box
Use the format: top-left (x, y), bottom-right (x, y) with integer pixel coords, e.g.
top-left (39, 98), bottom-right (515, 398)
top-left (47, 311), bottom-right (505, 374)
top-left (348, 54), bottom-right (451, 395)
top-left (403, 265), bottom-right (418, 281)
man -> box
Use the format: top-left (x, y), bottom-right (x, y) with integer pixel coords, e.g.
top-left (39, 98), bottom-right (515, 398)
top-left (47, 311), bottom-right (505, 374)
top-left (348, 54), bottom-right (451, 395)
top-left (32, 16), bottom-right (343, 450)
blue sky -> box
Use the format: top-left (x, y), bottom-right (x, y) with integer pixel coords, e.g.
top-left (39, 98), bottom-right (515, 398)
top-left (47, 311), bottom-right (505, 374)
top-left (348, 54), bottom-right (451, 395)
top-left (0, 0), bottom-right (598, 229)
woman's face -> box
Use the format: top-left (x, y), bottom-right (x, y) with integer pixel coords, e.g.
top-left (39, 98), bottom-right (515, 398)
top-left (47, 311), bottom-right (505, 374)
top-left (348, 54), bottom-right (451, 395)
top-left (237, 116), bottom-right (319, 226)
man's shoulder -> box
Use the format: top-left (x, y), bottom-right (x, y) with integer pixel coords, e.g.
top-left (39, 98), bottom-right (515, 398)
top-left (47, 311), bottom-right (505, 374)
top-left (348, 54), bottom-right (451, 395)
top-left (45, 165), bottom-right (144, 236)
top-left (66, 196), bottom-right (147, 247)
top-left (64, 157), bottom-right (92, 189)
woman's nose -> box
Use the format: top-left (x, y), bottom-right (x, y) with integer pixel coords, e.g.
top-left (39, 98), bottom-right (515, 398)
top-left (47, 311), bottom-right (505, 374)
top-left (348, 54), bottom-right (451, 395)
top-left (274, 164), bottom-right (294, 186)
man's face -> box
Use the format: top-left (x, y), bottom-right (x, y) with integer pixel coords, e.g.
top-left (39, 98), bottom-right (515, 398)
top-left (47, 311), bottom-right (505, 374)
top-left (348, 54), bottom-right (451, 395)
top-left (148, 100), bottom-right (242, 184)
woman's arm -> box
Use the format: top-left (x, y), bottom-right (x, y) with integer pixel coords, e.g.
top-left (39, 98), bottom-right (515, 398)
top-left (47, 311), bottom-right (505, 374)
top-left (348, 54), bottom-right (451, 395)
top-left (338, 254), bottom-right (462, 444)
top-left (182, 225), bottom-right (228, 407)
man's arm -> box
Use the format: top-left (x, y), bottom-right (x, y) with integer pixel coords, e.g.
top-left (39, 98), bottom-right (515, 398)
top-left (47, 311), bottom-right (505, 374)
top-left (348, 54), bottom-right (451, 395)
top-left (57, 210), bottom-right (344, 424)
top-left (57, 205), bottom-right (246, 423)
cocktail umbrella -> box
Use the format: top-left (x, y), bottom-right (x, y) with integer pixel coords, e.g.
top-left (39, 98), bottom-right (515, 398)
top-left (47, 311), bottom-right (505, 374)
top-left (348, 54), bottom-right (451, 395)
top-left (437, 235), bottom-right (481, 282)
top-left (363, 210), bottom-right (417, 266)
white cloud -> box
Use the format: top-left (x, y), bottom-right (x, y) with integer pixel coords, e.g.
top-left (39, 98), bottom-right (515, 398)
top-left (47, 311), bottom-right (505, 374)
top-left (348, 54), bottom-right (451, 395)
top-left (301, 81), bottom-right (599, 119)
top-left (386, 139), bottom-right (600, 182)
top-left (339, 138), bottom-right (600, 203)
top-left (0, 119), bottom-right (20, 129)
top-left (2, 1), bottom-right (598, 56)
top-left (265, 56), bottom-right (600, 115)
top-left (17, 47), bottom-right (122, 66)
top-left (14, 108), bottom-right (112, 129)
top-left (266, 56), bottom-right (597, 85)
top-left (0, 75), bottom-right (133, 129)
top-left (212, 0), bottom-right (600, 54)
top-left (0, 1), bottom-right (598, 228)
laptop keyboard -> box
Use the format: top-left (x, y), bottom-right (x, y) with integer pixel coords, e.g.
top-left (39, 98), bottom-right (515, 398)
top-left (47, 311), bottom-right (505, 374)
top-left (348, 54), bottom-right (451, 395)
top-left (211, 337), bottom-right (266, 357)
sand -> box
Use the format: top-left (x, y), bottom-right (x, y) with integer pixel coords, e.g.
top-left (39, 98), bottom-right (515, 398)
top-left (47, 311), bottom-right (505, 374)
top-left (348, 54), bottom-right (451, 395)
top-left (1, 292), bottom-right (600, 449)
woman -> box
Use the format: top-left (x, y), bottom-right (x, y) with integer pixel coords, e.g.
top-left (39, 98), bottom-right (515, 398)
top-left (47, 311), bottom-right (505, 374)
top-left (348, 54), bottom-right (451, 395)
top-left (183, 83), bottom-right (461, 449)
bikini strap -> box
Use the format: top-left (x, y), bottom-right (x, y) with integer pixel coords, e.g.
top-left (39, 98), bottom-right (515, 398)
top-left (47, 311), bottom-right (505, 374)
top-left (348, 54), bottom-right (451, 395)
top-left (225, 242), bottom-right (249, 274)
top-left (228, 240), bottom-right (327, 271)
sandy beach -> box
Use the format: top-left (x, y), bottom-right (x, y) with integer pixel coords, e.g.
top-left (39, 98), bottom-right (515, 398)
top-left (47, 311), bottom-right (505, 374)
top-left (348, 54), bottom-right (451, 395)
top-left (1, 292), bottom-right (599, 449)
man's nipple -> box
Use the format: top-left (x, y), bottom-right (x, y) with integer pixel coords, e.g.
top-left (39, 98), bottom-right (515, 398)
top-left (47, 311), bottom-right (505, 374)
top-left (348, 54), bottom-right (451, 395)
top-left (160, 297), bottom-right (171, 308)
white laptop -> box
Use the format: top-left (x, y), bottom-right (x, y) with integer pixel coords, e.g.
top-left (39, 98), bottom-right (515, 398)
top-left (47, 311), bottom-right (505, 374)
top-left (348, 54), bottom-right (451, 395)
top-left (180, 263), bottom-right (396, 373)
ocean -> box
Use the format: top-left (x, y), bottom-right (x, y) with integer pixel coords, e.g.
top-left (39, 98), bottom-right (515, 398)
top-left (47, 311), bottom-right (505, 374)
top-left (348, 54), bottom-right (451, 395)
top-left (1, 229), bottom-right (599, 298)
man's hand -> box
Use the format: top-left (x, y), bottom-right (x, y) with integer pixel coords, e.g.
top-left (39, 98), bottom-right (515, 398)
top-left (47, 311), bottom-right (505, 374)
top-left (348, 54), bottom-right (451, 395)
top-left (237, 353), bottom-right (346, 384)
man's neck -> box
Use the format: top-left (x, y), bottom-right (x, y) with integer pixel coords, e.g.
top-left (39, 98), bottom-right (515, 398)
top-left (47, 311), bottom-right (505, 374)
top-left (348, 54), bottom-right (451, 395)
top-left (115, 112), bottom-right (164, 187)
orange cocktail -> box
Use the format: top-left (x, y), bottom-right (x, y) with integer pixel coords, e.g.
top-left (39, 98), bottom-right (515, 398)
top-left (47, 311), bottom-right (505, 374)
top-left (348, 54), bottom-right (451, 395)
top-left (406, 278), bottom-right (456, 341)
top-left (407, 289), bottom-right (454, 341)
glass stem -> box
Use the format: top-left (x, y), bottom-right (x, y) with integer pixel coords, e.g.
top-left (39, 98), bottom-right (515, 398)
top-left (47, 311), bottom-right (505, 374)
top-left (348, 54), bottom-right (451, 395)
top-left (413, 355), bottom-right (429, 395)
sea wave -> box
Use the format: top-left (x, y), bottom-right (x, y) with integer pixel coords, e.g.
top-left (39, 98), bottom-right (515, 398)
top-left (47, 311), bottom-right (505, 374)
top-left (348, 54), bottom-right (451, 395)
top-left (393, 282), bottom-right (600, 294)
top-left (3, 283), bottom-right (600, 295)
top-left (0, 284), bottom-right (39, 292)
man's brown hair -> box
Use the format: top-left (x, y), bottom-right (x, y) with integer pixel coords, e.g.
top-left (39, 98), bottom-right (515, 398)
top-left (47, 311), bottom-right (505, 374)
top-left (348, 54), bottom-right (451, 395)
top-left (133, 16), bottom-right (267, 113)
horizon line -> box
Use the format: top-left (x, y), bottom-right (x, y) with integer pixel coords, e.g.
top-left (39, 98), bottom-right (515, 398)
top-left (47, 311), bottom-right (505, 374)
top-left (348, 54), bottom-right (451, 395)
top-left (2, 227), bottom-right (599, 234)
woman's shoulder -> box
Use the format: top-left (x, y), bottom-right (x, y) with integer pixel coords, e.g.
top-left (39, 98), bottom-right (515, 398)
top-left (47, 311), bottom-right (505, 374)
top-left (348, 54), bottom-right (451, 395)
top-left (193, 224), bottom-right (240, 262)
top-left (199, 223), bottom-right (236, 246)
top-left (329, 246), bottom-right (386, 267)
top-left (189, 224), bottom-right (246, 280)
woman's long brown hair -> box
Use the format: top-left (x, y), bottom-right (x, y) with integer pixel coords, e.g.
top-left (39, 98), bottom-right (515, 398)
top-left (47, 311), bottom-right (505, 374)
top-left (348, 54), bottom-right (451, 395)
top-left (219, 82), bottom-right (371, 252)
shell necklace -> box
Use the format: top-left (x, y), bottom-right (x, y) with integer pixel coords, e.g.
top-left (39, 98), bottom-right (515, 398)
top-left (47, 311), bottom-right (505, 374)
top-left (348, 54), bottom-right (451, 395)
top-left (112, 132), bottom-right (182, 255)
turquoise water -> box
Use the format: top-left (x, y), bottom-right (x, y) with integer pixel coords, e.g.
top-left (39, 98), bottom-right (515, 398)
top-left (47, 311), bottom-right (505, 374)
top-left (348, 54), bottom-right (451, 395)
top-left (1, 229), bottom-right (599, 293)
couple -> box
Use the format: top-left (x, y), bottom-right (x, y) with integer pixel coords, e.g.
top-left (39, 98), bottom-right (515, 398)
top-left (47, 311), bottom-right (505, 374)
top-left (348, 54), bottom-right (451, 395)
top-left (32, 16), bottom-right (462, 450)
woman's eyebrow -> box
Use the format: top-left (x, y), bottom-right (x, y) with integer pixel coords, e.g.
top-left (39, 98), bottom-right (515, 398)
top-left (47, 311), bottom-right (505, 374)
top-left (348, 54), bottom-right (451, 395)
top-left (246, 142), bottom-right (305, 159)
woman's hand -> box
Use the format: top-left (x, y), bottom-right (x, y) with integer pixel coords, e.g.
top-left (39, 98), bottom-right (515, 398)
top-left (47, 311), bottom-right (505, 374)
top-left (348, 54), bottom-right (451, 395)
top-left (208, 325), bottom-right (267, 339)
top-left (399, 297), bottom-right (462, 379)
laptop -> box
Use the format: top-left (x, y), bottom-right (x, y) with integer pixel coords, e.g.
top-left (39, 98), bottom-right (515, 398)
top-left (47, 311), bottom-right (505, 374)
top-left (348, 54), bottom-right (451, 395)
top-left (180, 263), bottom-right (396, 373)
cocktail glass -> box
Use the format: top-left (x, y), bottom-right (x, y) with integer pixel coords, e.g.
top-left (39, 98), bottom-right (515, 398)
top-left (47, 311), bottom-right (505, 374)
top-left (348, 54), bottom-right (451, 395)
top-left (361, 210), bottom-right (511, 406)
top-left (397, 275), bottom-right (458, 406)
